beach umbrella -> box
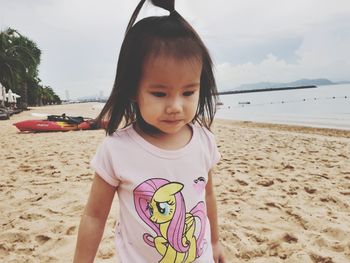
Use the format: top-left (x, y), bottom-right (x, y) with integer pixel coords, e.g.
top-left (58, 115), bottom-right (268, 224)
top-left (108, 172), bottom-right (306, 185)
top-left (12, 93), bottom-right (21, 103)
top-left (7, 89), bottom-right (14, 103)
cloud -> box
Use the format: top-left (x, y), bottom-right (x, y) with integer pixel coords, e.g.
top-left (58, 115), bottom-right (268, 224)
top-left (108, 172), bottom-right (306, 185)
top-left (214, 13), bottom-right (350, 91)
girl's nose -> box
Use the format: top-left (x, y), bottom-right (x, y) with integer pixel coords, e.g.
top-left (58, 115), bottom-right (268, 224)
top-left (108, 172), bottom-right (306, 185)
top-left (165, 97), bottom-right (182, 115)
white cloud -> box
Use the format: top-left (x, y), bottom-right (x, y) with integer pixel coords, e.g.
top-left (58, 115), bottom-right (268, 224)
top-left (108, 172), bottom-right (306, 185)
top-left (214, 10), bottom-right (350, 90)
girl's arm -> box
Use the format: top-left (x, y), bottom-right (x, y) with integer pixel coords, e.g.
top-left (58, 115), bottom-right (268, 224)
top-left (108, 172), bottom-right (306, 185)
top-left (73, 173), bottom-right (116, 263)
top-left (206, 169), bottom-right (226, 263)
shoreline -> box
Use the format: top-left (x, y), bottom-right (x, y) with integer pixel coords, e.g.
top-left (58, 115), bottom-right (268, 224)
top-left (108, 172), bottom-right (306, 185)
top-left (27, 101), bottom-right (350, 133)
top-left (215, 118), bottom-right (350, 139)
top-left (215, 113), bottom-right (350, 133)
top-left (5, 102), bottom-right (350, 136)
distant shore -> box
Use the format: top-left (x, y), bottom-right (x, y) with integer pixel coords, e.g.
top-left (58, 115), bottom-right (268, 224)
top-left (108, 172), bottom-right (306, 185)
top-left (217, 85), bottom-right (317, 95)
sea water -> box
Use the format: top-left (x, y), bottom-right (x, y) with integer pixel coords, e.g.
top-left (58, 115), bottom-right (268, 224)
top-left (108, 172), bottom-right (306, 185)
top-left (216, 84), bottom-right (350, 130)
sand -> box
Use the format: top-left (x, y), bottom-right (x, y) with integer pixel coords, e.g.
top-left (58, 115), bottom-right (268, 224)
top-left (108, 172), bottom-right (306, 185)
top-left (0, 103), bottom-right (349, 262)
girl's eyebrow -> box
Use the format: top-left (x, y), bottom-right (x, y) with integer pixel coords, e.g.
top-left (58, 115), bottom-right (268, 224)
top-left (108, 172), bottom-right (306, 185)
top-left (184, 83), bottom-right (200, 88)
top-left (149, 83), bottom-right (200, 89)
top-left (149, 84), bottom-right (167, 89)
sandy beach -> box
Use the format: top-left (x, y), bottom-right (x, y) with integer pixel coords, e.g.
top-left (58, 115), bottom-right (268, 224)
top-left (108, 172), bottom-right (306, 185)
top-left (1, 102), bottom-right (349, 262)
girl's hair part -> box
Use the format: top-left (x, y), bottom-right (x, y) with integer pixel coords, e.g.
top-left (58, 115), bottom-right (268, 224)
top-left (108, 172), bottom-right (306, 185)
top-left (97, 0), bottom-right (218, 135)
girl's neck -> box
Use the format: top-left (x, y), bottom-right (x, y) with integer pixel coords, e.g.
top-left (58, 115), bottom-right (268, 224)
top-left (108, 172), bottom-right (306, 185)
top-left (133, 123), bottom-right (193, 151)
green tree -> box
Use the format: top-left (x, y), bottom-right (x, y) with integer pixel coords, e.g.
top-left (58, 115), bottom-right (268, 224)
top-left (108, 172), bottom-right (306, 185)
top-left (27, 76), bottom-right (42, 105)
top-left (0, 27), bottom-right (61, 107)
top-left (40, 86), bottom-right (60, 105)
top-left (0, 28), bottom-right (39, 107)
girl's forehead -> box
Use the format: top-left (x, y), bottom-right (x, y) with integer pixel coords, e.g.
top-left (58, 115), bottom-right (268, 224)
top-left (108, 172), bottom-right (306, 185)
top-left (144, 53), bottom-right (202, 68)
top-left (142, 54), bottom-right (202, 75)
top-left (140, 55), bottom-right (202, 83)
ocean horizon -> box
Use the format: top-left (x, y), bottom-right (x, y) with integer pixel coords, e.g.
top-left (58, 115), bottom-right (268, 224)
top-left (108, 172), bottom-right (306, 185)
top-left (216, 83), bottom-right (350, 131)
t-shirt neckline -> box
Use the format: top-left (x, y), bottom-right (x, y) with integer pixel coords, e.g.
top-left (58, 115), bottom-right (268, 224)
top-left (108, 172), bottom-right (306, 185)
top-left (126, 123), bottom-right (196, 159)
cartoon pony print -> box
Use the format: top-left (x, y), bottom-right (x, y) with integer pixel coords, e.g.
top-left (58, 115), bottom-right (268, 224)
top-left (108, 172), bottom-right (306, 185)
top-left (134, 178), bottom-right (207, 263)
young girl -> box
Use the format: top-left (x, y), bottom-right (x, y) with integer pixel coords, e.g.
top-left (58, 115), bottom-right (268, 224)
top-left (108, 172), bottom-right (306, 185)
top-left (74, 0), bottom-right (226, 262)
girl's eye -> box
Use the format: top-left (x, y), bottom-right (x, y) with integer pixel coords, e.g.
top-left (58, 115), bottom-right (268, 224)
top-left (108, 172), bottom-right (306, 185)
top-left (183, 91), bottom-right (195, 97)
top-left (151, 92), bottom-right (166, 97)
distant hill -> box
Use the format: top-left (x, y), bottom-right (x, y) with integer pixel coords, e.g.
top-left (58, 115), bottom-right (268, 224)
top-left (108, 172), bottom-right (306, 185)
top-left (336, 80), bottom-right (350, 85)
top-left (235, 78), bottom-right (336, 91)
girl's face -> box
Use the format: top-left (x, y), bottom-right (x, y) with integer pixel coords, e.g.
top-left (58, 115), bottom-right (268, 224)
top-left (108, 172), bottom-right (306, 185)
top-left (136, 55), bottom-right (202, 135)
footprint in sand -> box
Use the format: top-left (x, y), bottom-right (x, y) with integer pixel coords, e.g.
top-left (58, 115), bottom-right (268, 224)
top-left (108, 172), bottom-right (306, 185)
top-left (51, 224), bottom-right (65, 234)
top-left (285, 210), bottom-right (308, 230)
top-left (236, 179), bottom-right (249, 186)
top-left (65, 226), bottom-right (77, 235)
top-left (35, 235), bottom-right (51, 245)
top-left (257, 179), bottom-right (274, 187)
top-left (19, 213), bottom-right (45, 221)
top-left (282, 233), bottom-right (298, 243)
top-left (309, 253), bottom-right (335, 263)
top-left (304, 186), bottom-right (317, 194)
top-left (265, 202), bottom-right (282, 210)
top-left (18, 164), bottom-right (32, 172)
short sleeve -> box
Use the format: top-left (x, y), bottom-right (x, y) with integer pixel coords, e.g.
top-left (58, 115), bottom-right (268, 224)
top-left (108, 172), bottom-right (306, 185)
top-left (90, 138), bottom-right (120, 187)
top-left (199, 126), bottom-right (221, 169)
top-left (209, 133), bottom-right (221, 169)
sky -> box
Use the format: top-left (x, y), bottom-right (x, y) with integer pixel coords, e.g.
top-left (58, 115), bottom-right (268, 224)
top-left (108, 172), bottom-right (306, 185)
top-left (1, 0), bottom-right (349, 99)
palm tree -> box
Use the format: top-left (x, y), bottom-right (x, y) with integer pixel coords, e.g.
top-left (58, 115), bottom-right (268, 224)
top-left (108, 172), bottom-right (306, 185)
top-left (10, 29), bottom-right (41, 108)
top-left (27, 76), bottom-right (42, 105)
top-left (0, 28), bottom-right (40, 108)
top-left (0, 28), bottom-right (62, 107)
top-left (0, 29), bottom-right (26, 89)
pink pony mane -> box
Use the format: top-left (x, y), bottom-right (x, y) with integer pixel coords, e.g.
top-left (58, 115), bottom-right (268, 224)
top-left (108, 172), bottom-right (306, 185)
top-left (133, 178), bottom-right (188, 252)
top-left (190, 201), bottom-right (207, 257)
top-left (166, 188), bottom-right (188, 253)
top-left (133, 178), bottom-right (166, 246)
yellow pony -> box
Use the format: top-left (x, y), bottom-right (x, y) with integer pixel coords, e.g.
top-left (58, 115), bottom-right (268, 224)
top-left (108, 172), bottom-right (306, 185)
top-left (134, 178), bottom-right (207, 263)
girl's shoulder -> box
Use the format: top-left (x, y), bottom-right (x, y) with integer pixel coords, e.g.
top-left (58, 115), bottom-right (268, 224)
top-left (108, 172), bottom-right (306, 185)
top-left (192, 123), bottom-right (221, 169)
top-left (99, 124), bottom-right (134, 147)
top-left (192, 123), bottom-right (216, 142)
top-left (108, 124), bottom-right (132, 137)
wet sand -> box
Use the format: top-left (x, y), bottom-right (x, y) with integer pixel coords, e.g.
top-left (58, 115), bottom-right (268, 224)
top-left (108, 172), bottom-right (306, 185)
top-left (0, 103), bottom-right (349, 262)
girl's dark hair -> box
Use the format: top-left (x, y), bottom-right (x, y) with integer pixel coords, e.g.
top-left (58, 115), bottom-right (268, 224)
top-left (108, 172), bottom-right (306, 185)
top-left (97, 0), bottom-right (218, 135)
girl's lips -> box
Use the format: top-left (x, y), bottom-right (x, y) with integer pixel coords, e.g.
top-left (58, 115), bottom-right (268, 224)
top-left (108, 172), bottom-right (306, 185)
top-left (162, 120), bottom-right (182, 124)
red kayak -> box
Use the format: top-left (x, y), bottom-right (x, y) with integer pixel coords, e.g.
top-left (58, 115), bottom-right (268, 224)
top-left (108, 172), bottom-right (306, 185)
top-left (13, 114), bottom-right (106, 132)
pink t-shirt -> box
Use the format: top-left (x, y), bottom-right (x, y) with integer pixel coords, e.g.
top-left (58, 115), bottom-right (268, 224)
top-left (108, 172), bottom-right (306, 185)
top-left (91, 123), bottom-right (221, 263)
